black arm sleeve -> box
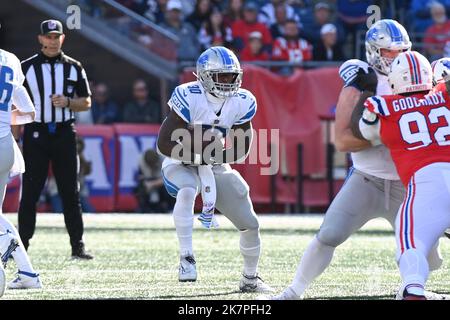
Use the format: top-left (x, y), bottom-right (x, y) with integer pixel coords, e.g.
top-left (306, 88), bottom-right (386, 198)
top-left (75, 64), bottom-right (91, 97)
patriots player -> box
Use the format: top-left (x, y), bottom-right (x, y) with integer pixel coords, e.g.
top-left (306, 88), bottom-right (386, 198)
top-left (157, 46), bottom-right (272, 293)
top-left (266, 19), bottom-right (443, 300)
top-left (0, 48), bottom-right (42, 295)
top-left (354, 51), bottom-right (450, 299)
top-left (431, 58), bottom-right (450, 240)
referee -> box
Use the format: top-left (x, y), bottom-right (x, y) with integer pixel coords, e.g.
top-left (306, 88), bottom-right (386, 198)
top-left (16, 19), bottom-right (93, 259)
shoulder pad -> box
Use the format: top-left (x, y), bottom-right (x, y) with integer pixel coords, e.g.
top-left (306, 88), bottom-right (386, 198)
top-left (364, 95), bottom-right (390, 116)
top-left (168, 85), bottom-right (192, 123)
top-left (339, 59), bottom-right (370, 86)
top-left (234, 89), bottom-right (257, 125)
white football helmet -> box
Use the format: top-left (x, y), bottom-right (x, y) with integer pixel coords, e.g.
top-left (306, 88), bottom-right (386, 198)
top-left (194, 46), bottom-right (243, 98)
top-left (431, 57), bottom-right (450, 86)
top-left (388, 51), bottom-right (432, 94)
top-left (366, 19), bottom-right (412, 75)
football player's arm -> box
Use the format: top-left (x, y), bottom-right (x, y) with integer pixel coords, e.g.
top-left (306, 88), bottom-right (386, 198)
top-left (157, 110), bottom-right (199, 164)
top-left (216, 121), bottom-right (253, 164)
top-left (335, 62), bottom-right (378, 152)
top-left (350, 90), bottom-right (375, 140)
top-left (52, 95), bottom-right (91, 112)
top-left (334, 86), bottom-right (371, 152)
top-left (11, 85), bottom-right (35, 126)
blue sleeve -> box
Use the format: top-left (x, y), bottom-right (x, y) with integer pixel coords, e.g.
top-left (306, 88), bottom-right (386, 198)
top-left (168, 86), bottom-right (191, 123)
top-left (235, 92), bottom-right (257, 125)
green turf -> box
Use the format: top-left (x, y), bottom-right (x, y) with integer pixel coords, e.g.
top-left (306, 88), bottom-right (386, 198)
top-left (2, 213), bottom-right (449, 300)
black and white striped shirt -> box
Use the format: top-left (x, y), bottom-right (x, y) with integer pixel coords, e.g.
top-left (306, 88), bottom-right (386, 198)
top-left (21, 51), bottom-right (91, 123)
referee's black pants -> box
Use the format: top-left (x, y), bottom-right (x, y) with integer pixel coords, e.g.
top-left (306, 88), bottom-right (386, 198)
top-left (18, 121), bottom-right (84, 250)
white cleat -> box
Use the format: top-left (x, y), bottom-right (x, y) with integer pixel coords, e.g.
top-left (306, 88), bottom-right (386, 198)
top-left (8, 271), bottom-right (42, 289)
top-left (395, 289), bottom-right (448, 300)
top-left (0, 265), bottom-right (5, 297)
top-left (424, 290), bottom-right (450, 300)
top-left (179, 255), bottom-right (197, 282)
top-left (258, 286), bottom-right (303, 300)
top-left (239, 274), bottom-right (274, 293)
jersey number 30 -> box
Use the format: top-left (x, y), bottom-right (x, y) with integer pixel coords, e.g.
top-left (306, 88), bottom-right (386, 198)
top-left (0, 66), bottom-right (14, 112)
top-left (399, 107), bottom-right (450, 150)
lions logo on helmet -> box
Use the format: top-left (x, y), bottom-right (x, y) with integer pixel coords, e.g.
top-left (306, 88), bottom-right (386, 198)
top-left (431, 58), bottom-right (450, 86)
top-left (194, 46), bottom-right (243, 98)
top-left (388, 51), bottom-right (432, 94)
top-left (365, 19), bottom-right (412, 75)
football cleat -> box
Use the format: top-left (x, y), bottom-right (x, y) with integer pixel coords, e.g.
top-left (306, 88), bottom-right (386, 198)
top-left (423, 290), bottom-right (450, 300)
top-left (239, 274), bottom-right (274, 293)
top-left (8, 271), bottom-right (42, 289)
top-left (71, 242), bottom-right (94, 260)
top-left (179, 255), bottom-right (197, 282)
top-left (258, 286), bottom-right (302, 300)
top-left (270, 286), bottom-right (302, 300)
top-left (402, 289), bottom-right (426, 300)
top-left (0, 232), bottom-right (19, 268)
top-left (395, 289), bottom-right (448, 300)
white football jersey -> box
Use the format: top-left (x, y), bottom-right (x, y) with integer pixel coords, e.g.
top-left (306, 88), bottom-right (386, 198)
top-left (0, 49), bottom-right (34, 138)
top-left (162, 80), bottom-right (257, 168)
top-left (339, 59), bottom-right (399, 180)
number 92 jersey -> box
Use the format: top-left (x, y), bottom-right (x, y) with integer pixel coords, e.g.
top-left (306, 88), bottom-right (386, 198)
top-left (361, 89), bottom-right (450, 186)
top-left (167, 80), bottom-right (257, 133)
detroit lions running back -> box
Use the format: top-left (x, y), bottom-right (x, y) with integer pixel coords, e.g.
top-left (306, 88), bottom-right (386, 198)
top-left (157, 46), bottom-right (272, 293)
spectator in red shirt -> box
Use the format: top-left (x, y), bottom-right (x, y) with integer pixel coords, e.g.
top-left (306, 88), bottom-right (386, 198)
top-left (424, 1), bottom-right (450, 60)
top-left (240, 31), bottom-right (271, 62)
top-left (272, 19), bottom-right (312, 66)
top-left (231, 1), bottom-right (273, 54)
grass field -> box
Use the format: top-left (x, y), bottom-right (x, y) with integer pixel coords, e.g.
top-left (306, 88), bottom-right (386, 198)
top-left (2, 213), bottom-right (450, 300)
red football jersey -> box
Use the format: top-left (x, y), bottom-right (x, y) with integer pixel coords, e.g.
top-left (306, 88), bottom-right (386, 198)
top-left (364, 88), bottom-right (450, 186)
top-left (432, 81), bottom-right (447, 93)
top-left (271, 37), bottom-right (312, 63)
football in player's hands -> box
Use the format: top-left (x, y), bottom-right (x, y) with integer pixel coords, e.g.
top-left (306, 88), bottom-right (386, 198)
top-left (185, 125), bottom-right (224, 156)
top-left (353, 67), bottom-right (378, 93)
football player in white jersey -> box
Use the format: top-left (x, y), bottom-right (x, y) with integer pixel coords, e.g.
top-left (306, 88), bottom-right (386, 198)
top-left (0, 48), bottom-right (42, 295)
top-left (266, 19), bottom-right (444, 300)
top-left (157, 46), bottom-right (272, 293)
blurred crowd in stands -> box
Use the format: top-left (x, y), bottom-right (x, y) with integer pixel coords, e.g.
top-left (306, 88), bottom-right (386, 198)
top-left (74, 78), bottom-right (161, 125)
top-left (77, 0), bottom-right (450, 67)
top-left (70, 0), bottom-right (450, 126)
